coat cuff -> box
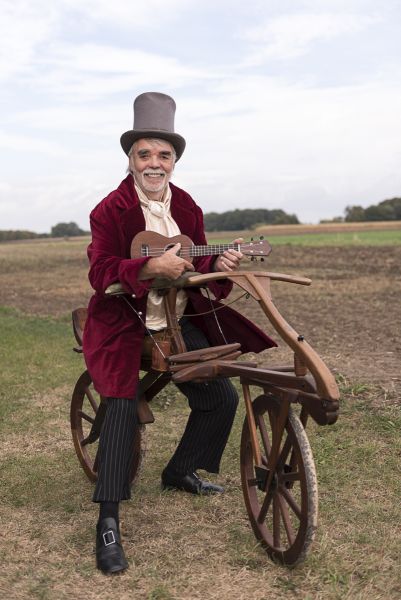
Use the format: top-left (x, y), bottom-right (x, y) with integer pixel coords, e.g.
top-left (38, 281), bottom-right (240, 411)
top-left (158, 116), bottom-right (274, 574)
top-left (118, 258), bottom-right (153, 297)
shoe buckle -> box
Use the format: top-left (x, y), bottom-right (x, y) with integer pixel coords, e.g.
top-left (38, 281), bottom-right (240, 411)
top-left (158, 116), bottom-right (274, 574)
top-left (103, 530), bottom-right (116, 546)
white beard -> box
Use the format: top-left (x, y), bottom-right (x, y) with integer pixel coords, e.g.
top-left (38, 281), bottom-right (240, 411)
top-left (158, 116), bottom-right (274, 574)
top-left (135, 169), bottom-right (170, 196)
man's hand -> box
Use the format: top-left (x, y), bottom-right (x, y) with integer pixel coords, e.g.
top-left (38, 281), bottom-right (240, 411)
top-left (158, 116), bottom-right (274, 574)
top-left (138, 243), bottom-right (195, 280)
top-left (214, 238), bottom-right (244, 272)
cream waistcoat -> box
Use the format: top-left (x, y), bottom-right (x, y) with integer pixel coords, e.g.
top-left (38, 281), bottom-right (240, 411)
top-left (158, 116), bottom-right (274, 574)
top-left (135, 182), bottom-right (188, 330)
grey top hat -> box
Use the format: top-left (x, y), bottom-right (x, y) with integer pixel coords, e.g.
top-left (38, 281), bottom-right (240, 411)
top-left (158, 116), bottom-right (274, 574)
top-left (120, 92), bottom-right (186, 160)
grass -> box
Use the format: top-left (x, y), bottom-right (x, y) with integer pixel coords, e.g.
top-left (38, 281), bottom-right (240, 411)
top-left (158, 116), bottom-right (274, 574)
top-left (0, 306), bottom-right (80, 431)
top-left (208, 229), bottom-right (401, 246)
top-left (0, 308), bottom-right (400, 599)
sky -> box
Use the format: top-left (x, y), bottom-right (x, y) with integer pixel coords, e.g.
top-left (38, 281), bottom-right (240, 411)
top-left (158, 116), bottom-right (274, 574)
top-left (1, 0), bottom-right (401, 232)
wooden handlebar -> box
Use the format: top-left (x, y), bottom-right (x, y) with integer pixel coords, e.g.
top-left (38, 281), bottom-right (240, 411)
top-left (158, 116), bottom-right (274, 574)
top-left (181, 270), bottom-right (312, 288)
top-left (104, 270), bottom-right (311, 296)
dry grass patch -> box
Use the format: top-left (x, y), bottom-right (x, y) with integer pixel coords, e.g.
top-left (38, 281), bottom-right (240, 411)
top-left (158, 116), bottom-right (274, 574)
top-left (1, 378), bottom-right (400, 599)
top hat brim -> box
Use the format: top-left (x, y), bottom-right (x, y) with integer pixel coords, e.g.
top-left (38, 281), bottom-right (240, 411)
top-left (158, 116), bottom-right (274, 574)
top-left (120, 129), bottom-right (186, 161)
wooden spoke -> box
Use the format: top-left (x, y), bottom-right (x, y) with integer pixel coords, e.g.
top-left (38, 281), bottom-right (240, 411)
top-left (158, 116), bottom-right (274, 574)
top-left (277, 493), bottom-right (296, 546)
top-left (258, 489), bottom-right (274, 523)
top-left (278, 486), bottom-right (302, 520)
top-left (80, 435), bottom-right (91, 447)
top-left (275, 435), bottom-right (292, 473)
top-left (78, 410), bottom-right (95, 424)
top-left (85, 387), bottom-right (99, 413)
top-left (256, 413), bottom-right (272, 457)
top-left (273, 496), bottom-right (281, 549)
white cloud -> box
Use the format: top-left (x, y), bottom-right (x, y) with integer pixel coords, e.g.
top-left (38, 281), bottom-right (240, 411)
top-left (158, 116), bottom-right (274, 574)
top-left (176, 76), bottom-right (401, 220)
top-left (60, 0), bottom-right (190, 28)
top-left (241, 13), bottom-right (380, 65)
top-left (0, 175), bottom-right (110, 232)
top-left (0, 129), bottom-right (66, 154)
top-left (30, 44), bottom-right (217, 99)
top-left (0, 0), bottom-right (58, 79)
top-left (43, 44), bottom-right (201, 77)
top-left (0, 0), bottom-right (193, 83)
top-left (4, 38), bottom-right (222, 106)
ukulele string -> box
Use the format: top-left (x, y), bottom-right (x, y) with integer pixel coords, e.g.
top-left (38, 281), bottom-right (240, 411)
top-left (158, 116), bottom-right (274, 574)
top-left (140, 244), bottom-right (238, 257)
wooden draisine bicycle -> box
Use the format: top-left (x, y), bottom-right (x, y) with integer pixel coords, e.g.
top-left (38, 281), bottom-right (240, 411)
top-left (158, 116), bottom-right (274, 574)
top-left (70, 233), bottom-right (340, 567)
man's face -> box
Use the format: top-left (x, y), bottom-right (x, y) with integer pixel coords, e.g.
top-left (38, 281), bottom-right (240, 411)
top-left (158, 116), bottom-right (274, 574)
top-left (129, 138), bottom-right (175, 200)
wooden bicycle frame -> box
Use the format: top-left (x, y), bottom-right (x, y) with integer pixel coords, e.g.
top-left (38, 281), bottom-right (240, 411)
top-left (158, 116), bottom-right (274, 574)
top-left (105, 269), bottom-right (340, 477)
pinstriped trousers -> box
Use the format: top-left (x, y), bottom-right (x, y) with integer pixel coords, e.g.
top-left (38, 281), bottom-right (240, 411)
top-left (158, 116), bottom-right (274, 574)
top-left (93, 319), bottom-right (239, 503)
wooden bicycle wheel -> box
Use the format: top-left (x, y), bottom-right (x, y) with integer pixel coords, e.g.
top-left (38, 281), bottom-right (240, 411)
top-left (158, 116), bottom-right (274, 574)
top-left (240, 393), bottom-right (318, 566)
top-left (71, 370), bottom-right (145, 484)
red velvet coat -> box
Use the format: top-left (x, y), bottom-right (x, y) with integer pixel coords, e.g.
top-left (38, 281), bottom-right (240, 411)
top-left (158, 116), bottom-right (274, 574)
top-left (83, 176), bottom-right (276, 397)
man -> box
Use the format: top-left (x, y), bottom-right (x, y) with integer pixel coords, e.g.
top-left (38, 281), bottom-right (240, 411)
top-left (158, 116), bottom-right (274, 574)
top-left (83, 92), bottom-right (275, 574)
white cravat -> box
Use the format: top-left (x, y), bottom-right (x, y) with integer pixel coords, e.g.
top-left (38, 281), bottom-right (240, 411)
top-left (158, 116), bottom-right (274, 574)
top-left (135, 182), bottom-right (188, 330)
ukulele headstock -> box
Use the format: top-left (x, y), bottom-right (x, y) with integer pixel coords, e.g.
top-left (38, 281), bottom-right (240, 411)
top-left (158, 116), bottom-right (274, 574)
top-left (241, 236), bottom-right (272, 261)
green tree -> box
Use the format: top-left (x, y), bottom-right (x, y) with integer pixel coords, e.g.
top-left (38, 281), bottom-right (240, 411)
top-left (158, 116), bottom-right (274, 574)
top-left (376, 197), bottom-right (401, 219)
top-left (0, 230), bottom-right (42, 241)
top-left (344, 205), bottom-right (366, 222)
top-left (203, 208), bottom-right (299, 231)
top-left (345, 198), bottom-right (401, 222)
top-left (51, 222), bottom-right (86, 237)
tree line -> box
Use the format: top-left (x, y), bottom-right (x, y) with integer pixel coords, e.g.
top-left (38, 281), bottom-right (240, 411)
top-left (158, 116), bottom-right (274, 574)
top-left (0, 222), bottom-right (88, 242)
top-left (203, 208), bottom-right (299, 231)
top-left (344, 197), bottom-right (401, 222)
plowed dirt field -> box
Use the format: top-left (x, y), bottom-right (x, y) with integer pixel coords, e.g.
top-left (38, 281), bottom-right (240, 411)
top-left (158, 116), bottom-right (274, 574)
top-left (1, 240), bottom-right (400, 400)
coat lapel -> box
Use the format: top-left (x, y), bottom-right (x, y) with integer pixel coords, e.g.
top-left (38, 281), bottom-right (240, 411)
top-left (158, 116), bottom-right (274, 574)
top-left (170, 186), bottom-right (197, 238)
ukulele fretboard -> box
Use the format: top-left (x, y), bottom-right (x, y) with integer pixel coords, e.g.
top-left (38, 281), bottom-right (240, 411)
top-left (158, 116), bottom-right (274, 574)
top-left (141, 243), bottom-right (240, 257)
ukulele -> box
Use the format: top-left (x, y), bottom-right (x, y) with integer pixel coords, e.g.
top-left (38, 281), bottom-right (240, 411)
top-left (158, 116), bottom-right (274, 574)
top-left (130, 231), bottom-right (272, 262)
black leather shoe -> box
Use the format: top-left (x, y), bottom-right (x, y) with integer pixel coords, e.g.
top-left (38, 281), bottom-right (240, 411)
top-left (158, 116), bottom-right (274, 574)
top-left (161, 470), bottom-right (224, 495)
top-left (96, 517), bottom-right (128, 574)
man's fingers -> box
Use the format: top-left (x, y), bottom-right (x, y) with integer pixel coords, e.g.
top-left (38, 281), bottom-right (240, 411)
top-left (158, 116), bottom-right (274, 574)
top-left (166, 242), bottom-right (181, 254)
top-left (225, 249), bottom-right (243, 260)
top-left (183, 260), bottom-right (195, 271)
